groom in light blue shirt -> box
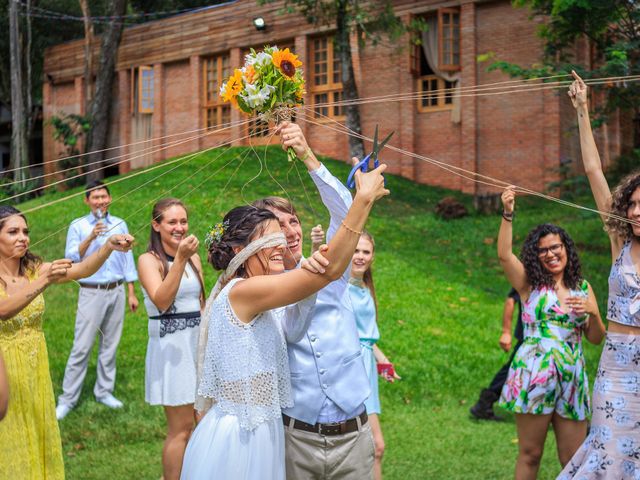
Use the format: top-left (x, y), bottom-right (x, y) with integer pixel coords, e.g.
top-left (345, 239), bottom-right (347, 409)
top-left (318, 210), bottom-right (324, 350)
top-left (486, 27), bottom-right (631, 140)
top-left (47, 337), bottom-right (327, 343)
top-left (254, 123), bottom-right (374, 479)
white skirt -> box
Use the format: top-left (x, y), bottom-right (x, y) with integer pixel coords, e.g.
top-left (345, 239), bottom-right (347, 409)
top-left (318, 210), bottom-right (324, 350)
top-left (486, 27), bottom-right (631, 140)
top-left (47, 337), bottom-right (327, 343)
top-left (145, 318), bottom-right (200, 406)
top-left (180, 408), bottom-right (285, 480)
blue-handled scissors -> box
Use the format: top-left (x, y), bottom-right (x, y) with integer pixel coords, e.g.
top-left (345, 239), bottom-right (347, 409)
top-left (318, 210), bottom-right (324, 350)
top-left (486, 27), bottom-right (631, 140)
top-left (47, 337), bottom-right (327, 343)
top-left (346, 124), bottom-right (394, 189)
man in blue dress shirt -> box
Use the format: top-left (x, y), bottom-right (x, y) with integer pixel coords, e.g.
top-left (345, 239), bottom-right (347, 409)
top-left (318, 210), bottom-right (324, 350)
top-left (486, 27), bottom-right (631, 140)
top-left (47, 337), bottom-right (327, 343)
top-left (254, 123), bottom-right (374, 479)
top-left (56, 181), bottom-right (139, 420)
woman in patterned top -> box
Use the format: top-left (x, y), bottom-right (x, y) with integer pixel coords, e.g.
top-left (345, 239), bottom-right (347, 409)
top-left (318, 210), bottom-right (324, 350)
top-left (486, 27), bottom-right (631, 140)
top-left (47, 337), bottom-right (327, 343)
top-left (497, 187), bottom-right (605, 480)
top-left (557, 72), bottom-right (640, 480)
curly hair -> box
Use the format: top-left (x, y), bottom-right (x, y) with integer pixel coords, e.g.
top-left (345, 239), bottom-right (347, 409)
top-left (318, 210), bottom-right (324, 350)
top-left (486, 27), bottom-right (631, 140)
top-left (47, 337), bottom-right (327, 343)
top-left (519, 223), bottom-right (582, 290)
top-left (0, 206), bottom-right (42, 287)
top-left (605, 170), bottom-right (640, 239)
top-left (207, 206), bottom-right (277, 277)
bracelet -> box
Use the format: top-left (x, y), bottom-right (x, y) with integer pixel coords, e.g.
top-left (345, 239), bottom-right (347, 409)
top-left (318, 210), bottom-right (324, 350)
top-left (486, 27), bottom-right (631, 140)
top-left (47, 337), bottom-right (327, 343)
top-left (341, 220), bottom-right (362, 236)
top-left (297, 147), bottom-right (312, 162)
top-left (502, 211), bottom-right (514, 222)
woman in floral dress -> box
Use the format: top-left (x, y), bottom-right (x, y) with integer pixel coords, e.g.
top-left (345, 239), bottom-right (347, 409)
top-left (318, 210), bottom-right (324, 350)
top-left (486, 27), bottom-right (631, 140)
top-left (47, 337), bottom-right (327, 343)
top-left (497, 187), bottom-right (606, 480)
top-left (557, 72), bottom-right (640, 480)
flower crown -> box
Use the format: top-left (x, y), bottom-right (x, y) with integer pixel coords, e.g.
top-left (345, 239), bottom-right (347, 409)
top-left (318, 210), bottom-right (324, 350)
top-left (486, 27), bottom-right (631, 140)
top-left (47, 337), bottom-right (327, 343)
top-left (205, 220), bottom-right (229, 249)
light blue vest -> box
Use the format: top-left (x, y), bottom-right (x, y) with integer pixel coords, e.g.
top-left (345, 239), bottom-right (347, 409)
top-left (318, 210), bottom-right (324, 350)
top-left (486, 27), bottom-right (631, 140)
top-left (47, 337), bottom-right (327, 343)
top-left (283, 279), bottom-right (371, 424)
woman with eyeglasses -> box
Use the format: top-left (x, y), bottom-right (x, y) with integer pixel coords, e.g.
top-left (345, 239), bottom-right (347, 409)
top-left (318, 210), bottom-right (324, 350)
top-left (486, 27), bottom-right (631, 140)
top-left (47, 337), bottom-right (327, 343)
top-left (497, 187), bottom-right (605, 480)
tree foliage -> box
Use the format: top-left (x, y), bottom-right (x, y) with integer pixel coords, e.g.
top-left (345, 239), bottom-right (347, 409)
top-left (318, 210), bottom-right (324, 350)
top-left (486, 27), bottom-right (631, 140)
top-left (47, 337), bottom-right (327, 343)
top-left (0, 0), bottom-right (217, 107)
top-left (486, 0), bottom-right (640, 128)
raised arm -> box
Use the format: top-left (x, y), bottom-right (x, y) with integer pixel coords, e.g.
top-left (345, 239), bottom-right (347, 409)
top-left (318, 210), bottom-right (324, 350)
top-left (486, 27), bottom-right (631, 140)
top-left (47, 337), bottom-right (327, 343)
top-left (231, 165), bottom-right (389, 322)
top-left (0, 260), bottom-right (70, 319)
top-left (568, 72), bottom-right (620, 253)
top-left (138, 235), bottom-right (200, 312)
top-left (64, 233), bottom-right (134, 281)
top-left (279, 122), bottom-right (353, 240)
top-left (497, 187), bottom-right (529, 298)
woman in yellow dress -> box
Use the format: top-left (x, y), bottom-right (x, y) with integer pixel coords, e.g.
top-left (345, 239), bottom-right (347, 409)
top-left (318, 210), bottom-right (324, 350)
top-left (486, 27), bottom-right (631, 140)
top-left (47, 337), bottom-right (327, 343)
top-left (0, 205), bottom-right (134, 479)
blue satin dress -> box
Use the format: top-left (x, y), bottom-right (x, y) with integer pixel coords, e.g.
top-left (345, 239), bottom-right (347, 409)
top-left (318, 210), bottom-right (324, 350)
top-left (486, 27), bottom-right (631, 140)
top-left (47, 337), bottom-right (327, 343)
top-left (347, 279), bottom-right (381, 414)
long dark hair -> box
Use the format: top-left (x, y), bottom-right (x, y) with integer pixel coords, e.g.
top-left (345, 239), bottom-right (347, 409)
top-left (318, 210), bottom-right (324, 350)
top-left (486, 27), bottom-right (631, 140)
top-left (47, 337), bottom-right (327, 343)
top-left (147, 198), bottom-right (205, 305)
top-left (207, 206), bottom-right (277, 278)
top-left (520, 223), bottom-right (582, 290)
top-left (606, 170), bottom-right (640, 240)
top-left (359, 230), bottom-right (378, 311)
top-left (0, 206), bottom-right (42, 287)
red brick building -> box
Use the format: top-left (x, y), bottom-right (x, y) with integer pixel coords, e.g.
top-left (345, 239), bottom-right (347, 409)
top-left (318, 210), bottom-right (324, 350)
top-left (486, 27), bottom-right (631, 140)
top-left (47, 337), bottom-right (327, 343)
top-left (42, 0), bottom-right (633, 195)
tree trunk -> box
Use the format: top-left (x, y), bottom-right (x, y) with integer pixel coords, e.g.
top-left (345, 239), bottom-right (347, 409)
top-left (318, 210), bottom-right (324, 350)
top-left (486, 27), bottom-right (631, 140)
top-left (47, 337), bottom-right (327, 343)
top-left (79, 0), bottom-right (95, 116)
top-left (85, 0), bottom-right (128, 181)
top-left (335, 0), bottom-right (365, 161)
top-left (9, 0), bottom-right (29, 186)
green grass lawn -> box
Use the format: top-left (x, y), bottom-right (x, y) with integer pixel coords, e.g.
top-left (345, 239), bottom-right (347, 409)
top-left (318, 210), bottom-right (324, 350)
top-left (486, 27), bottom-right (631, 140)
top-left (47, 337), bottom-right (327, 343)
top-left (17, 146), bottom-right (612, 479)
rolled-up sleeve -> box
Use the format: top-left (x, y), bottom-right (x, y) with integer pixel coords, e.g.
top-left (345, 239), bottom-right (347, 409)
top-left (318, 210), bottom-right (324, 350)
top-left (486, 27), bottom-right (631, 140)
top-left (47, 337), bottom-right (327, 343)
top-left (64, 221), bottom-right (82, 263)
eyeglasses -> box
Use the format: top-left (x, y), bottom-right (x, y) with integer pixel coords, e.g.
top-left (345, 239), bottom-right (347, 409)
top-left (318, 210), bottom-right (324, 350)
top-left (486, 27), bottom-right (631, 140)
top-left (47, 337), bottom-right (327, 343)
top-left (537, 243), bottom-right (564, 257)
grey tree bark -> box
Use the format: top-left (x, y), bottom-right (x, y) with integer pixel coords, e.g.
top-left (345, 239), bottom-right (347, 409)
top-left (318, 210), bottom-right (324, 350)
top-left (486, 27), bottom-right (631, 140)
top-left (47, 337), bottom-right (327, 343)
top-left (9, 0), bottom-right (30, 186)
top-left (79, 0), bottom-right (95, 115)
top-left (85, 0), bottom-right (128, 181)
top-left (335, 0), bottom-right (364, 161)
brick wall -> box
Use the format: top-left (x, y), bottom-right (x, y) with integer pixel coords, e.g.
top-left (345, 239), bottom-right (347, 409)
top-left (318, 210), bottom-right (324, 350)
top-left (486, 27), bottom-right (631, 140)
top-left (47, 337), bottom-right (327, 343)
top-left (42, 0), bottom-right (634, 197)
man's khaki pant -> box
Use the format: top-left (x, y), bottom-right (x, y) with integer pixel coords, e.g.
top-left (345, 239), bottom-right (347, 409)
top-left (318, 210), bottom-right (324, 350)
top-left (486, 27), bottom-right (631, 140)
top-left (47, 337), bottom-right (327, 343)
top-left (284, 417), bottom-right (374, 480)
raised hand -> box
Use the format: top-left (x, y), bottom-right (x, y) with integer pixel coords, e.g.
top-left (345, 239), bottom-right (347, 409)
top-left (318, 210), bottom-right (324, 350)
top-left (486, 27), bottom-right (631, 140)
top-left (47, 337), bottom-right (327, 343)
top-left (176, 234), bottom-right (200, 261)
top-left (501, 186), bottom-right (516, 214)
top-left (107, 234), bottom-right (135, 252)
top-left (43, 259), bottom-right (73, 285)
top-left (310, 224), bottom-right (325, 253)
top-left (353, 159), bottom-right (390, 202)
top-left (568, 70), bottom-right (588, 110)
top-left (276, 121), bottom-right (310, 159)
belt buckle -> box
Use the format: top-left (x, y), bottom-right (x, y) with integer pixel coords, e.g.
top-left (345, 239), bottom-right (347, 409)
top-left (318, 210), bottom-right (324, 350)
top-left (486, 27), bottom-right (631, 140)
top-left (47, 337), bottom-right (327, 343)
top-left (318, 421), bottom-right (343, 436)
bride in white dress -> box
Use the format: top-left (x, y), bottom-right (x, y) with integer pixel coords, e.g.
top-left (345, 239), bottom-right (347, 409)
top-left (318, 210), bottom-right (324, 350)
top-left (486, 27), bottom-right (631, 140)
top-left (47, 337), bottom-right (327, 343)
top-left (180, 163), bottom-right (388, 480)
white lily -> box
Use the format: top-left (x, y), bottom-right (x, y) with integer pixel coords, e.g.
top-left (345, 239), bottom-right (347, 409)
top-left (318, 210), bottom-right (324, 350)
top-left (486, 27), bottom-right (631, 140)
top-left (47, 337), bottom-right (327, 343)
top-left (240, 83), bottom-right (275, 109)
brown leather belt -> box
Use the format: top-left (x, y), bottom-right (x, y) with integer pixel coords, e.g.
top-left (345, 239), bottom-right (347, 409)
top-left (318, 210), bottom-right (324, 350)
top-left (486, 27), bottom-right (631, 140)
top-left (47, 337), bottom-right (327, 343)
top-left (282, 412), bottom-right (368, 436)
top-left (79, 280), bottom-right (123, 290)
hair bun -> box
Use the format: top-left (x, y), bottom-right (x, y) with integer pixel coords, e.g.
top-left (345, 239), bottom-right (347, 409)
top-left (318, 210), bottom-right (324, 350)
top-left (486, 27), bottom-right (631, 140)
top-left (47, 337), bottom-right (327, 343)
top-left (207, 240), bottom-right (235, 271)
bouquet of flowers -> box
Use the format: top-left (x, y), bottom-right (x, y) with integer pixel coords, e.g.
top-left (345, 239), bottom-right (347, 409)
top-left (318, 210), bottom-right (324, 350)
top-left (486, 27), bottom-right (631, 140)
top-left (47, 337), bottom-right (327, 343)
top-left (219, 45), bottom-right (306, 161)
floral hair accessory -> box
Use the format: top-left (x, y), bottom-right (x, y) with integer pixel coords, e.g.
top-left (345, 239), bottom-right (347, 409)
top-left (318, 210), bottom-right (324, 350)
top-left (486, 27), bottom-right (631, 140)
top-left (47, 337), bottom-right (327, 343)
top-left (205, 220), bottom-right (229, 249)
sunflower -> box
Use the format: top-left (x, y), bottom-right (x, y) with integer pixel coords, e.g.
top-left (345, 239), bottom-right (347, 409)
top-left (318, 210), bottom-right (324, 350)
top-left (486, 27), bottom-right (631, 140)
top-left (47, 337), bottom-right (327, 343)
top-left (221, 69), bottom-right (243, 103)
top-left (272, 48), bottom-right (302, 79)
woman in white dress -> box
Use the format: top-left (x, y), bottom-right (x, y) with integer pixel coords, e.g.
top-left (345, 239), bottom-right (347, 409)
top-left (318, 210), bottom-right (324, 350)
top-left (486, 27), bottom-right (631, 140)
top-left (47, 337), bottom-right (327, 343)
top-left (138, 198), bottom-right (205, 480)
top-left (180, 162), bottom-right (389, 480)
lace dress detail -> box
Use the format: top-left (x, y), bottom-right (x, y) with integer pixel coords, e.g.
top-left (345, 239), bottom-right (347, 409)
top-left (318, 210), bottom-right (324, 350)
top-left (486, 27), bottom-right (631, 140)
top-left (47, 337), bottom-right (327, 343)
top-left (197, 278), bottom-right (293, 431)
top-left (0, 274), bottom-right (65, 479)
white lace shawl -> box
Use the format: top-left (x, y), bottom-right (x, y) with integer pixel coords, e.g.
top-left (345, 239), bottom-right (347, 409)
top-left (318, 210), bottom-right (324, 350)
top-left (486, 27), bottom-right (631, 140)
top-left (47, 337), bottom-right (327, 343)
top-left (196, 278), bottom-right (293, 430)
top-left (194, 232), bottom-right (287, 415)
